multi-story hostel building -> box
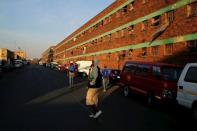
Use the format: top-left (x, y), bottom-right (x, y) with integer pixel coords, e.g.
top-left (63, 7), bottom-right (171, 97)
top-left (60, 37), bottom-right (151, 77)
top-left (0, 48), bottom-right (14, 66)
top-left (53, 0), bottom-right (197, 70)
top-left (41, 46), bottom-right (54, 64)
top-left (14, 51), bottom-right (26, 60)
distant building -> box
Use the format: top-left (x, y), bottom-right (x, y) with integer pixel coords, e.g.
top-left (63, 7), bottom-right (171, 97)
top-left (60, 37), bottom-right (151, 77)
top-left (41, 46), bottom-right (54, 64)
top-left (14, 51), bottom-right (26, 60)
top-left (0, 48), bottom-right (14, 66)
top-left (49, 0), bottom-right (197, 69)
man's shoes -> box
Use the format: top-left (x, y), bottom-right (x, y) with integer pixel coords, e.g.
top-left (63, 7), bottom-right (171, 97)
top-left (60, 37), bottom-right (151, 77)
top-left (89, 114), bottom-right (95, 118)
top-left (93, 110), bottom-right (102, 118)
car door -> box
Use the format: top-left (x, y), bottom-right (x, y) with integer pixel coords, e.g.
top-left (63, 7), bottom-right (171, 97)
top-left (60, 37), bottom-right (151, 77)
top-left (177, 64), bottom-right (197, 108)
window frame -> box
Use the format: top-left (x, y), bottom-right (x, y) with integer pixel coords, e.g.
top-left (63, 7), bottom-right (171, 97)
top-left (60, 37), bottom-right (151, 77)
top-left (184, 67), bottom-right (197, 83)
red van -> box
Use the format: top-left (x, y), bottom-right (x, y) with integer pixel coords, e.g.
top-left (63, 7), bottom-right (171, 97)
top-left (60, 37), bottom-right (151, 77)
top-left (120, 61), bottom-right (183, 104)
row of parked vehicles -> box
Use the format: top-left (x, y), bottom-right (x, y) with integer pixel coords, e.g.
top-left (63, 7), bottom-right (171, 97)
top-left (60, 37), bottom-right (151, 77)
top-left (41, 61), bottom-right (121, 85)
top-left (41, 60), bottom-right (197, 119)
top-left (119, 62), bottom-right (197, 119)
top-left (0, 59), bottom-right (29, 72)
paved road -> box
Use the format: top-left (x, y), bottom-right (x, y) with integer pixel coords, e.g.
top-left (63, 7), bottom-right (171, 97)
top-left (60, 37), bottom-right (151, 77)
top-left (0, 65), bottom-right (196, 131)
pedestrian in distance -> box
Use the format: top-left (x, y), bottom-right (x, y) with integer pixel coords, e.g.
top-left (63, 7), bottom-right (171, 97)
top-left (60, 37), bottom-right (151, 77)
top-left (101, 65), bottom-right (110, 92)
top-left (69, 61), bottom-right (75, 88)
top-left (86, 59), bottom-right (102, 119)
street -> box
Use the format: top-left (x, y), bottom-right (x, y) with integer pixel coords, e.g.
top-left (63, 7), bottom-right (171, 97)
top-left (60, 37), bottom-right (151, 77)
top-left (0, 65), bottom-right (196, 131)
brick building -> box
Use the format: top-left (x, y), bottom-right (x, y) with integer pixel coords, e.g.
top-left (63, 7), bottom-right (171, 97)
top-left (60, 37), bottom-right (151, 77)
top-left (41, 46), bottom-right (54, 64)
top-left (53, 0), bottom-right (197, 70)
top-left (14, 51), bottom-right (26, 60)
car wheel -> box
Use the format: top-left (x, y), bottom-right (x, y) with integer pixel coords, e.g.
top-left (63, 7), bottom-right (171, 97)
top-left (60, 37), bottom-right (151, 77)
top-left (193, 104), bottom-right (197, 120)
top-left (123, 86), bottom-right (129, 97)
top-left (82, 72), bottom-right (87, 77)
top-left (147, 92), bottom-right (154, 105)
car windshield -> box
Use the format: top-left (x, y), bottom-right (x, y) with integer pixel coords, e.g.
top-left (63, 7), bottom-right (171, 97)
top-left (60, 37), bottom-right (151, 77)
top-left (162, 67), bottom-right (182, 82)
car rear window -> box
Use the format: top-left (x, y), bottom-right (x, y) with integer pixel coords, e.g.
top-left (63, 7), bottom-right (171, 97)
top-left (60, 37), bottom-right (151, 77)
top-left (123, 64), bottom-right (137, 74)
top-left (162, 67), bottom-right (182, 82)
top-left (184, 67), bottom-right (197, 83)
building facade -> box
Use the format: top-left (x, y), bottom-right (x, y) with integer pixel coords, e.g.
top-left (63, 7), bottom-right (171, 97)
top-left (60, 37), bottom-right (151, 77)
top-left (14, 51), bottom-right (26, 60)
top-left (0, 48), bottom-right (14, 66)
top-left (41, 46), bottom-right (54, 64)
top-left (53, 0), bottom-right (197, 70)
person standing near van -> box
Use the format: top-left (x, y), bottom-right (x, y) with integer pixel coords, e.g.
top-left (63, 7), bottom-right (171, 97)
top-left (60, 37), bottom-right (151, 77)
top-left (101, 65), bottom-right (110, 92)
top-left (86, 59), bottom-right (102, 118)
top-left (69, 61), bottom-right (75, 88)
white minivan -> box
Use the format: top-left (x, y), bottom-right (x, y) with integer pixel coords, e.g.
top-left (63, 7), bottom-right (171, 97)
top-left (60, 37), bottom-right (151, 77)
top-left (177, 63), bottom-right (197, 119)
top-left (76, 60), bottom-right (92, 77)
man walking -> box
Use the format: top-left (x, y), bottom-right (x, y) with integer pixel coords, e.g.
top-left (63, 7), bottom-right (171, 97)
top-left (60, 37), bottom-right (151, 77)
top-left (69, 61), bottom-right (75, 88)
top-left (101, 65), bottom-right (110, 92)
top-left (86, 59), bottom-right (102, 119)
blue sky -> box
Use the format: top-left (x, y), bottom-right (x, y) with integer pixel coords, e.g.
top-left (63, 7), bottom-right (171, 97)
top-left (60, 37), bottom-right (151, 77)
top-left (0, 0), bottom-right (115, 59)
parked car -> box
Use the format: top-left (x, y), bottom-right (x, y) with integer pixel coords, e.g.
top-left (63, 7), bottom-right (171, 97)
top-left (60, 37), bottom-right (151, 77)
top-left (109, 69), bottom-right (121, 86)
top-left (0, 66), bottom-right (2, 73)
top-left (120, 61), bottom-right (183, 104)
top-left (50, 62), bottom-right (59, 70)
top-left (58, 64), bottom-right (68, 72)
top-left (176, 63), bottom-right (197, 119)
top-left (14, 59), bottom-right (23, 68)
top-left (46, 63), bottom-right (51, 68)
top-left (76, 60), bottom-right (92, 77)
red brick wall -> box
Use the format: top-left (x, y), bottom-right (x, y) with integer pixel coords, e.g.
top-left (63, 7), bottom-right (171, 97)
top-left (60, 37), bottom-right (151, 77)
top-left (53, 0), bottom-right (197, 69)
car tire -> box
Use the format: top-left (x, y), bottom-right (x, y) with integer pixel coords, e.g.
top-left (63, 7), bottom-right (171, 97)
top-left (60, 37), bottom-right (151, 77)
top-left (82, 72), bottom-right (87, 77)
top-left (147, 92), bottom-right (154, 105)
top-left (123, 86), bottom-right (130, 97)
top-left (192, 103), bottom-right (197, 120)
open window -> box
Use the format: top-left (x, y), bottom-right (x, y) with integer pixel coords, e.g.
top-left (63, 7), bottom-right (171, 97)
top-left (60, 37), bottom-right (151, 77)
top-left (187, 40), bottom-right (197, 52)
top-left (142, 0), bottom-right (147, 4)
top-left (165, 44), bottom-right (173, 55)
top-left (122, 5), bottom-right (128, 14)
top-left (141, 20), bottom-right (148, 31)
top-left (167, 11), bottom-right (174, 23)
top-left (151, 46), bottom-right (159, 56)
top-left (151, 15), bottom-right (161, 26)
top-left (141, 47), bottom-right (147, 56)
top-left (128, 25), bottom-right (134, 35)
top-left (186, 2), bottom-right (197, 17)
top-left (128, 1), bottom-right (134, 11)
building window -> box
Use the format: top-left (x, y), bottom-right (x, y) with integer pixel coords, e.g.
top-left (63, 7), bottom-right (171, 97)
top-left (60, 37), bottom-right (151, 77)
top-left (121, 29), bottom-right (125, 37)
top-left (142, 47), bottom-right (147, 56)
top-left (167, 11), bottom-right (174, 23)
top-left (104, 35), bottom-right (109, 42)
top-left (116, 10), bottom-right (121, 18)
top-left (108, 15), bottom-right (112, 22)
top-left (187, 3), bottom-right (197, 17)
top-left (128, 2), bottom-right (134, 11)
top-left (95, 39), bottom-right (97, 44)
top-left (115, 31), bottom-right (120, 38)
top-left (128, 49), bottom-right (133, 58)
top-left (109, 34), bottom-right (112, 41)
top-left (100, 37), bottom-right (103, 43)
top-left (187, 40), bottom-right (197, 52)
top-left (83, 47), bottom-right (86, 54)
top-left (142, 0), bottom-right (146, 4)
top-left (142, 20), bottom-right (148, 31)
top-left (165, 44), bottom-right (173, 55)
top-left (152, 46), bottom-right (159, 56)
top-left (128, 25), bottom-right (134, 34)
top-left (103, 18), bottom-right (108, 25)
top-left (100, 20), bottom-right (104, 26)
top-left (122, 5), bottom-right (128, 14)
top-left (151, 16), bottom-right (161, 26)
